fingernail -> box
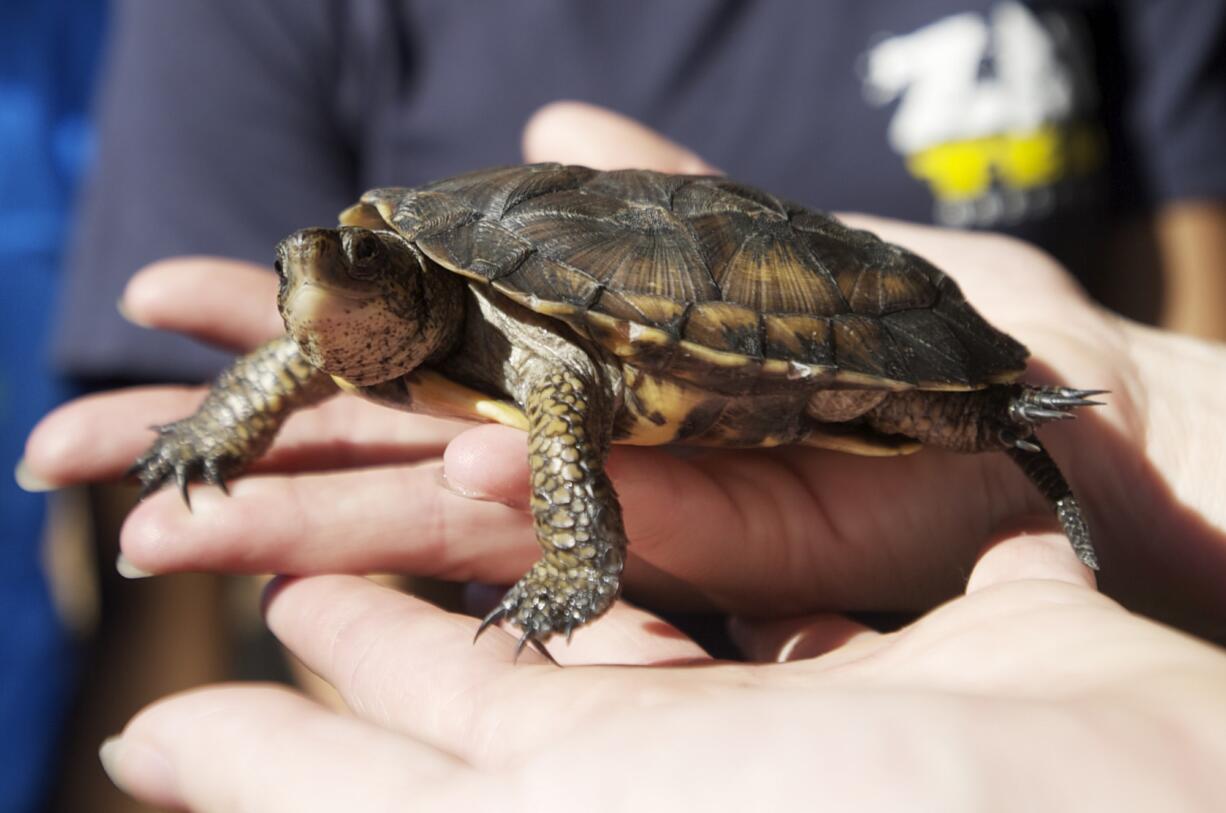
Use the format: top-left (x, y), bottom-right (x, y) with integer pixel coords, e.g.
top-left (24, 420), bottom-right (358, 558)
top-left (259, 574), bottom-right (293, 617)
top-left (14, 459), bottom-right (55, 492)
top-left (116, 553), bottom-right (154, 579)
top-left (116, 298), bottom-right (151, 327)
top-left (436, 467), bottom-right (490, 500)
top-left (680, 154), bottom-right (721, 175)
top-left (99, 735), bottom-right (179, 803)
top-left (437, 466), bottom-right (529, 509)
top-left (98, 736), bottom-right (125, 788)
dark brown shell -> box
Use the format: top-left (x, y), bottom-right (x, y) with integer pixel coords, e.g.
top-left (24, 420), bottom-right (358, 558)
top-left (358, 163), bottom-right (1027, 393)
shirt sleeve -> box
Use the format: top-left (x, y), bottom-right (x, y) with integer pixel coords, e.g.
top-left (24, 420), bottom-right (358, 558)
top-left (1118, 0), bottom-right (1226, 204)
top-left (55, 0), bottom-right (358, 382)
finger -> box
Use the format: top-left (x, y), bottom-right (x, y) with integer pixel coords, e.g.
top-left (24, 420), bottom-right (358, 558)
top-left (729, 613), bottom-right (882, 663)
top-left (523, 100), bottom-right (718, 173)
top-left (966, 522), bottom-right (1098, 594)
top-left (116, 418), bottom-right (914, 616)
top-left (444, 425), bottom-right (1027, 613)
top-left (22, 387), bottom-right (463, 488)
top-left (120, 461), bottom-right (536, 578)
top-left (102, 684), bottom-right (482, 812)
top-left (122, 257), bottom-right (283, 352)
top-left (23, 387), bottom-right (206, 489)
top-left (111, 423), bottom-right (735, 606)
top-left (263, 576), bottom-right (710, 762)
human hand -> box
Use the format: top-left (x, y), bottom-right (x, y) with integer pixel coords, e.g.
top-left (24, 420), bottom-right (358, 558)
top-left (23, 104), bottom-right (1226, 635)
top-left (97, 533), bottom-right (1226, 811)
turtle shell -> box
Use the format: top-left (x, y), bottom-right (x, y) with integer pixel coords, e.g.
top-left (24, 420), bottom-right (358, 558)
top-left (354, 163), bottom-right (1027, 395)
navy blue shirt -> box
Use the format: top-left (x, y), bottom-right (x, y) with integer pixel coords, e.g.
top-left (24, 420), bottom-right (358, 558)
top-left (58, 0), bottom-right (1226, 382)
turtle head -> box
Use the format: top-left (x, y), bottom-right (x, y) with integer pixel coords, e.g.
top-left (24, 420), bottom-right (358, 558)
top-left (275, 226), bottom-right (463, 386)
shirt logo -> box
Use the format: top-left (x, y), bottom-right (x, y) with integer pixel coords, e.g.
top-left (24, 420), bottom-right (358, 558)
top-left (861, 2), bottom-right (1102, 227)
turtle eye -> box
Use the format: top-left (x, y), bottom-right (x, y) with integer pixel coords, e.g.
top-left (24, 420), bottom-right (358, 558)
top-left (273, 259), bottom-right (284, 278)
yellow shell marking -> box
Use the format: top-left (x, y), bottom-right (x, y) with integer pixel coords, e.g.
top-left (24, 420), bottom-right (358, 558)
top-left (801, 428), bottom-right (921, 456)
top-left (338, 202), bottom-right (392, 230)
top-left (617, 366), bottom-right (717, 445)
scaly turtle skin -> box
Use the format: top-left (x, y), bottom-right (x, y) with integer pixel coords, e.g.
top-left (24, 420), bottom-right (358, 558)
top-left (131, 163), bottom-right (1103, 654)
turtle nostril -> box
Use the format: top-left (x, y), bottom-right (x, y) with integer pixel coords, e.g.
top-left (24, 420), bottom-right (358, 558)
top-left (352, 236), bottom-right (380, 263)
top-left (347, 233), bottom-right (383, 280)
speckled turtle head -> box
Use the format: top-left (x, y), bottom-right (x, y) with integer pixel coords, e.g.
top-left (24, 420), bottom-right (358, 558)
top-left (274, 226), bottom-right (462, 386)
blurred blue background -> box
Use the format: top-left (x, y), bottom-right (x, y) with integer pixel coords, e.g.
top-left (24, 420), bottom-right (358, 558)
top-left (0, 2), bottom-right (107, 811)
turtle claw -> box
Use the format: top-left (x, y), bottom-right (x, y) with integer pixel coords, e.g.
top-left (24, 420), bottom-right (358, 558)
top-left (202, 459), bottom-right (229, 495)
top-left (526, 636), bottom-right (559, 666)
top-left (1009, 386), bottom-right (1107, 428)
top-left (514, 632), bottom-right (559, 665)
top-left (474, 605), bottom-right (507, 643)
top-left (473, 562), bottom-right (618, 663)
top-left (474, 605), bottom-right (561, 665)
top-left (1039, 387), bottom-right (1108, 408)
top-left (175, 464), bottom-right (192, 510)
top-left (514, 632), bottom-right (533, 661)
top-left (1022, 407), bottom-right (1076, 422)
top-left (1013, 437), bottom-right (1042, 453)
top-left (127, 418), bottom-right (241, 507)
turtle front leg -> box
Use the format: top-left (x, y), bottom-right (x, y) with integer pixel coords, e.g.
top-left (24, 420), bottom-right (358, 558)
top-left (477, 366), bottom-right (626, 656)
top-left (130, 336), bottom-right (337, 506)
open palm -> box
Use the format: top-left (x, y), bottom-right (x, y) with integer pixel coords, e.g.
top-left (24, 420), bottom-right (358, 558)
top-left (98, 535), bottom-right (1226, 811)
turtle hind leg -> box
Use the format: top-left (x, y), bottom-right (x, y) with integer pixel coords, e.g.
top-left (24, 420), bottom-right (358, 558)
top-left (1004, 442), bottom-right (1098, 569)
top-left (1003, 386), bottom-right (1104, 568)
top-left (475, 366), bottom-right (625, 656)
top-left (865, 384), bottom-right (1104, 569)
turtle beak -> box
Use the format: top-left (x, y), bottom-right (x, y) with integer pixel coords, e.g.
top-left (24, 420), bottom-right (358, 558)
top-left (276, 228), bottom-right (382, 303)
top-left (277, 228), bottom-right (375, 342)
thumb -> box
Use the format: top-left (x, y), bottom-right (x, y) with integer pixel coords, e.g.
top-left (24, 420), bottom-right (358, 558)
top-left (966, 521), bottom-right (1098, 595)
top-left (522, 100), bottom-right (718, 174)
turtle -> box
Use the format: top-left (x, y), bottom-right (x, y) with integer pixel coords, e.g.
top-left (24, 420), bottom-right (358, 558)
top-left (131, 162), bottom-right (1103, 653)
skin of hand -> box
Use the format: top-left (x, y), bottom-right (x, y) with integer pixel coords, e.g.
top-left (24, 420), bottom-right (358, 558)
top-left (22, 103), bottom-right (1226, 637)
top-left (21, 99), bottom-right (1226, 810)
top-left (1155, 200), bottom-right (1226, 342)
top-left (95, 534), bottom-right (1226, 812)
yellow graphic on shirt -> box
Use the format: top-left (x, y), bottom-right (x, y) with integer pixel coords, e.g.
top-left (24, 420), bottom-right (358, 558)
top-left (905, 123), bottom-right (1103, 202)
top-left (861, 2), bottom-right (1104, 224)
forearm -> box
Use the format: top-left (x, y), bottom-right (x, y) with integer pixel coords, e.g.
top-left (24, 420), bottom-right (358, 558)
top-left (1155, 202), bottom-right (1226, 342)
